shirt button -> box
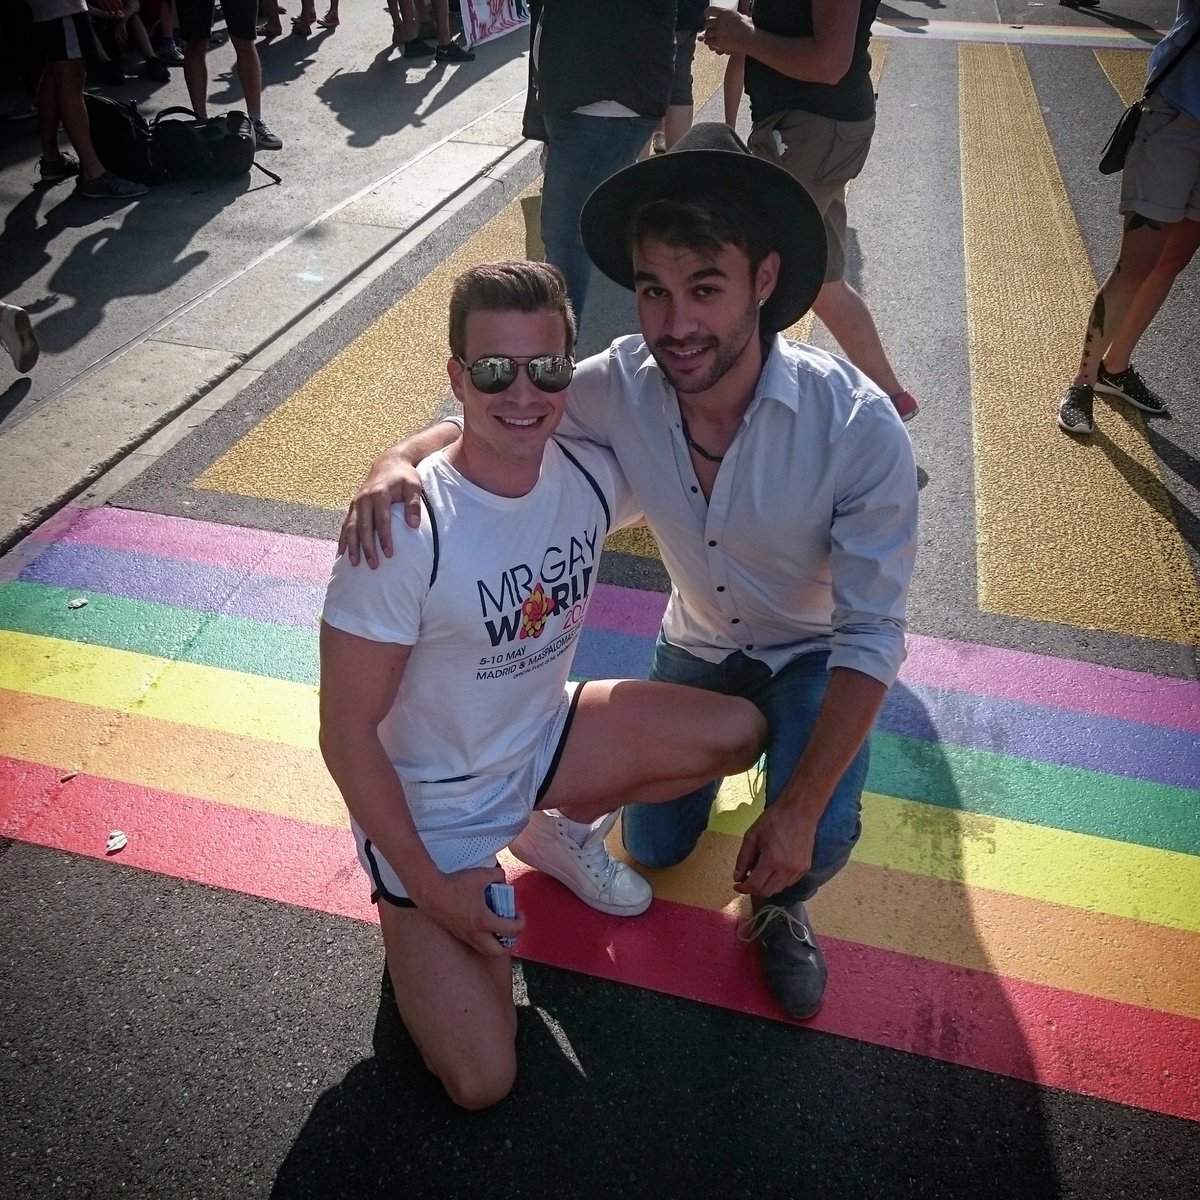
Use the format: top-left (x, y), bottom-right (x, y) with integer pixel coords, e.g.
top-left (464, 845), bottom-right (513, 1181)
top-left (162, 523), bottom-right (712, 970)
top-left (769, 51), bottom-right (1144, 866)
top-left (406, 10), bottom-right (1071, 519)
top-left (707, 539), bottom-right (717, 547)
top-left (746, 645), bottom-right (754, 651)
top-left (716, 586), bottom-right (725, 593)
top-left (731, 618), bottom-right (740, 625)
top-left (691, 486), bottom-right (698, 494)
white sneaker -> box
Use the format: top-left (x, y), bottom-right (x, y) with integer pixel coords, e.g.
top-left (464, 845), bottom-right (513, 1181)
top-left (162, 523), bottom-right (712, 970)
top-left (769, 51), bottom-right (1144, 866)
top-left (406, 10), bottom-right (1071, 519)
top-left (0, 304), bottom-right (39, 374)
top-left (509, 810), bottom-right (652, 916)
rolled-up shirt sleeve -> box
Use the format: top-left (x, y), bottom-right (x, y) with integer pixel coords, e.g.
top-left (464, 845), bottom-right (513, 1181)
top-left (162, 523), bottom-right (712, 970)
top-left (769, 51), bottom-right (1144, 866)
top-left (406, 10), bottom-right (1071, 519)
top-left (826, 390), bottom-right (918, 686)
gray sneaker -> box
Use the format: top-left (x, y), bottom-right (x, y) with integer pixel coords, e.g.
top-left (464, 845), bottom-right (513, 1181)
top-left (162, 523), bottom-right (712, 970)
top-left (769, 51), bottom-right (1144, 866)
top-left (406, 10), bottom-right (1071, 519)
top-left (0, 304), bottom-right (40, 374)
top-left (77, 172), bottom-right (147, 200)
top-left (253, 118), bottom-right (282, 150)
top-left (739, 897), bottom-right (827, 1020)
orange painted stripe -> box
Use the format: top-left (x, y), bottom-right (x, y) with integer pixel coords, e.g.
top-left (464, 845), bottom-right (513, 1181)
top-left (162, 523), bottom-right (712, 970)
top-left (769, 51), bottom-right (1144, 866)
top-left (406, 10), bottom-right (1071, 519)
top-left (6, 687), bottom-right (1199, 1021)
top-left (0, 688), bottom-right (344, 829)
top-left (622, 831), bottom-right (1200, 1021)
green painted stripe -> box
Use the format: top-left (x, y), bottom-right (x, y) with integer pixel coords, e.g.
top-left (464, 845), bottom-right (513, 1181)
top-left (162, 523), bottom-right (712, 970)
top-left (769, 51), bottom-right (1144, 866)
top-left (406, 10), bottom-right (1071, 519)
top-left (0, 581), bottom-right (318, 686)
top-left (7, 580), bottom-right (1197, 857)
top-left (870, 733), bottom-right (1200, 859)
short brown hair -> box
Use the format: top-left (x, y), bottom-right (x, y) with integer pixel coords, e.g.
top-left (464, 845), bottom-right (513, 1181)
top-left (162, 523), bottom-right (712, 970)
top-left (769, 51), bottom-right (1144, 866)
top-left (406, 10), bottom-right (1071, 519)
top-left (626, 192), bottom-right (771, 279)
top-left (447, 260), bottom-right (577, 359)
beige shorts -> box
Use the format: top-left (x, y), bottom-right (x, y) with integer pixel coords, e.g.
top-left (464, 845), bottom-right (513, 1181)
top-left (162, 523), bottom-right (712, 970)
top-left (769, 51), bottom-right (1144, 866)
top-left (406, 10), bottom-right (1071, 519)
top-left (1120, 95), bottom-right (1200, 224)
top-left (353, 682), bottom-right (582, 905)
top-left (748, 108), bottom-right (876, 283)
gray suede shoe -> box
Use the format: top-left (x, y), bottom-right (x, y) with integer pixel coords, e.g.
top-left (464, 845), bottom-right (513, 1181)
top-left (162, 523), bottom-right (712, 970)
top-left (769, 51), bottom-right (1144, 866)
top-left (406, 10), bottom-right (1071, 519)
top-left (740, 897), bottom-right (827, 1020)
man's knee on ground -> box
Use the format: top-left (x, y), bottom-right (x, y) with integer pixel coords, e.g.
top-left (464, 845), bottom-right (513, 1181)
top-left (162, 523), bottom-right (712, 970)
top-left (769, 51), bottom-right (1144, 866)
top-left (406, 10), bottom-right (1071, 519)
top-left (437, 1051), bottom-right (517, 1111)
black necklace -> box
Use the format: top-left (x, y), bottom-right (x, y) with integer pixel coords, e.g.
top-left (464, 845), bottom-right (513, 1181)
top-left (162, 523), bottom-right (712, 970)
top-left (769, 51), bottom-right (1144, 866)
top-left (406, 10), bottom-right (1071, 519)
top-left (679, 410), bottom-right (724, 464)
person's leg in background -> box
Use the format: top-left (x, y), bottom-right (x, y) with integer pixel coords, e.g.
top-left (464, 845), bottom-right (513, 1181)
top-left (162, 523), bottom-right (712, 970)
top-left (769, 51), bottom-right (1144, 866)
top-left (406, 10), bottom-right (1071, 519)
top-left (540, 112), bottom-right (658, 322)
top-left (749, 109), bottom-right (919, 421)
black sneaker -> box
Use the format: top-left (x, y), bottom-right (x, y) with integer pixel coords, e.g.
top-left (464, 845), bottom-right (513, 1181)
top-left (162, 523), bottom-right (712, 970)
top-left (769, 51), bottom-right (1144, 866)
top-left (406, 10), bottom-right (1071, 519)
top-left (252, 118), bottom-right (283, 150)
top-left (77, 171), bottom-right (147, 200)
top-left (403, 37), bottom-right (436, 57)
top-left (1094, 363), bottom-right (1169, 415)
top-left (142, 58), bottom-right (171, 82)
top-left (435, 40), bottom-right (475, 63)
top-left (1057, 384), bottom-right (1094, 434)
top-left (100, 60), bottom-right (126, 85)
top-left (39, 153), bottom-right (81, 184)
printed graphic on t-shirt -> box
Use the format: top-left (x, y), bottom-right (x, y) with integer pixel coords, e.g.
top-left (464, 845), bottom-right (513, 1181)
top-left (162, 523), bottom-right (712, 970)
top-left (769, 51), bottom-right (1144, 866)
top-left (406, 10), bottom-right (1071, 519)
top-left (475, 522), bottom-right (600, 680)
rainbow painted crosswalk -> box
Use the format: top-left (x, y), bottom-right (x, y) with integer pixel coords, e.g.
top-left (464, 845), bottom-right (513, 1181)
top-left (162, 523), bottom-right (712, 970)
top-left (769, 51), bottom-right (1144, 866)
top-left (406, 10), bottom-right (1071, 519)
top-left (2, 505), bottom-right (1196, 1122)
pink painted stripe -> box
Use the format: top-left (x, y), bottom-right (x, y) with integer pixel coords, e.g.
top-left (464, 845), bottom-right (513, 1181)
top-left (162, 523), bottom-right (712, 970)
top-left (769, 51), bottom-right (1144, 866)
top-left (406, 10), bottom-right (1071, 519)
top-left (26, 506), bottom-right (336, 582)
top-left (4, 754), bottom-right (1198, 1122)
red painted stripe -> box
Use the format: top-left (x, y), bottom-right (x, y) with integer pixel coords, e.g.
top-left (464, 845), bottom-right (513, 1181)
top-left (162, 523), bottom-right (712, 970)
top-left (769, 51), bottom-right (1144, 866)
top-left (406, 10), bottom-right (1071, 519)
top-left (3, 754), bottom-right (1197, 1123)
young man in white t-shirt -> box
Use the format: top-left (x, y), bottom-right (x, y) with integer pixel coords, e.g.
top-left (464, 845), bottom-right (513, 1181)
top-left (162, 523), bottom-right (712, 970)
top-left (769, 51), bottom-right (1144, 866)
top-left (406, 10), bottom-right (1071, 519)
top-left (319, 261), bottom-right (765, 1110)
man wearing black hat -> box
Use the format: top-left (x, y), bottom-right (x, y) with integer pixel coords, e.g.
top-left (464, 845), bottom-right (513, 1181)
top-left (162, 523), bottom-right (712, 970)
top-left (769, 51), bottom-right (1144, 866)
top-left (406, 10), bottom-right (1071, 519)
top-left (340, 124), bottom-right (918, 1021)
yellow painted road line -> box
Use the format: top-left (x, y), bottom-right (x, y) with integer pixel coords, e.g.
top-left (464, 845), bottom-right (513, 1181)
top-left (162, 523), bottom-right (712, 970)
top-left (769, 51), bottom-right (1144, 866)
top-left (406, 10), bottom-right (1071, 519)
top-left (959, 43), bottom-right (1200, 644)
top-left (1095, 48), bottom-right (1150, 106)
top-left (196, 45), bottom-right (729, 512)
top-left (0, 630), bottom-right (317, 749)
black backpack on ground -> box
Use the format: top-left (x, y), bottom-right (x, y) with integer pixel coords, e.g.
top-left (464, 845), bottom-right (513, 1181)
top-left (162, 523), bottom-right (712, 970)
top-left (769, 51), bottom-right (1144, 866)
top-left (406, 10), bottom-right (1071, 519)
top-left (150, 107), bottom-right (281, 184)
top-left (82, 92), bottom-right (162, 185)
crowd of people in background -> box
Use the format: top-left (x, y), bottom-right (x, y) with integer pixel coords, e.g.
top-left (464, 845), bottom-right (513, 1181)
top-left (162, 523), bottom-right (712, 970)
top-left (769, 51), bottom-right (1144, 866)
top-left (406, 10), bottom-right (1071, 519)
top-left (2, 0), bottom-right (1196, 436)
top-left (0, 0), bottom-right (478, 202)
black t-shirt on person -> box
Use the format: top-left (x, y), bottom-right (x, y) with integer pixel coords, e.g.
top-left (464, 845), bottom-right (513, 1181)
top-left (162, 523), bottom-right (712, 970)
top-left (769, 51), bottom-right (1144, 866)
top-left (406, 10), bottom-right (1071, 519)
top-left (745, 0), bottom-right (882, 124)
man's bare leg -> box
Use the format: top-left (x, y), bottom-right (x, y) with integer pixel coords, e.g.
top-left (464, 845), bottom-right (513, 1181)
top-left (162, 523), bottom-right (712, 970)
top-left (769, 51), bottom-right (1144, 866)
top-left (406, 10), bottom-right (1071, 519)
top-left (1099, 217), bottom-right (1199, 375)
top-left (378, 900), bottom-right (518, 1110)
top-left (810, 278), bottom-right (903, 398)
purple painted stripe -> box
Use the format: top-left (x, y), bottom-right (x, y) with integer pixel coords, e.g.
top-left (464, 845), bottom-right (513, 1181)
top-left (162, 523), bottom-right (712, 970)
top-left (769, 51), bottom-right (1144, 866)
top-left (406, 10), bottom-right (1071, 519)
top-left (19, 542), bottom-right (324, 630)
top-left (579, 582), bottom-right (1200, 736)
top-left (902, 633), bottom-right (1200, 737)
top-left (28, 507), bottom-right (335, 583)
top-left (27, 509), bottom-right (1199, 735)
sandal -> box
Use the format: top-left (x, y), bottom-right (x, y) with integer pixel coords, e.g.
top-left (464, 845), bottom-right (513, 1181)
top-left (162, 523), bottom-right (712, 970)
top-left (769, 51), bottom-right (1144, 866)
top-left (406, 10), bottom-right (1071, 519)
top-left (316, 9), bottom-right (339, 26)
top-left (257, 21), bottom-right (283, 37)
top-left (291, 14), bottom-right (313, 35)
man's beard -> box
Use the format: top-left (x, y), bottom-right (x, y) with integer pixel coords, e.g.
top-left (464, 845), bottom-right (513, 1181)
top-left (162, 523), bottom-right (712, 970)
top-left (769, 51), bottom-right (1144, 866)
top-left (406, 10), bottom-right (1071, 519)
top-left (649, 302), bottom-right (760, 395)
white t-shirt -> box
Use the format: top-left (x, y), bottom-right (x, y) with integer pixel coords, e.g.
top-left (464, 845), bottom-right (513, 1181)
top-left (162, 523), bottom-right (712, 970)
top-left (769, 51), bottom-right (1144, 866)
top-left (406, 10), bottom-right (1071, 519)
top-left (323, 438), bottom-right (639, 785)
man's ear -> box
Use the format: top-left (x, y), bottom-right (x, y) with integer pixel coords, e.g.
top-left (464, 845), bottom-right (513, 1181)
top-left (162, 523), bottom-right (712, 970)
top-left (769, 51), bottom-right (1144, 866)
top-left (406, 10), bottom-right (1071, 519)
top-left (446, 356), bottom-right (466, 404)
top-left (754, 250), bottom-right (781, 307)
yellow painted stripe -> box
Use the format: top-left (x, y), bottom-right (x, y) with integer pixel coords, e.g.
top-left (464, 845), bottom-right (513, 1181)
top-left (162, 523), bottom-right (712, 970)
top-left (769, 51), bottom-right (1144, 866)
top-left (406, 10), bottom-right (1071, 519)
top-left (959, 44), bottom-right (1200, 644)
top-left (703, 768), bottom-right (1200, 933)
top-left (196, 45), bottom-right (731, 511)
top-left (0, 630), bottom-right (317, 748)
top-left (8, 629), bottom-right (1195, 930)
top-left (611, 830), bottom-right (1200, 1020)
top-left (1095, 47), bottom-right (1150, 106)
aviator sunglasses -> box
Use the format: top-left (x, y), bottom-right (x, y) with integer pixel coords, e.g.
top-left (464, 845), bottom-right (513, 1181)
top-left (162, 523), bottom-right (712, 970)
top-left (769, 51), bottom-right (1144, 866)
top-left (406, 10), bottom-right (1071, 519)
top-left (456, 354), bottom-right (575, 394)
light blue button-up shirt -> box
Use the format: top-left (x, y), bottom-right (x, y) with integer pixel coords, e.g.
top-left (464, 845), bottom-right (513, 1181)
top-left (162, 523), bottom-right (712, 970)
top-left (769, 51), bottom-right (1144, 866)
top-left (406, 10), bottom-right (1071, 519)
top-left (560, 333), bottom-right (918, 687)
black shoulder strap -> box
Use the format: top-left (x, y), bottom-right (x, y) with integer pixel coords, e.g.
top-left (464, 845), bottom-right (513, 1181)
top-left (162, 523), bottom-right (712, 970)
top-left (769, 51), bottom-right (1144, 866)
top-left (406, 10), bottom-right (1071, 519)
top-left (556, 441), bottom-right (612, 534)
top-left (418, 491), bottom-right (439, 589)
top-left (1144, 25), bottom-right (1200, 98)
top-left (152, 106), bottom-right (200, 127)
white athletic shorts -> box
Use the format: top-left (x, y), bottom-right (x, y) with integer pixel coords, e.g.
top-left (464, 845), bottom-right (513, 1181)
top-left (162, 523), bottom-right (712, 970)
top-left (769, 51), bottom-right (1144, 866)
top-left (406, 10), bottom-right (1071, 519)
top-left (353, 682), bottom-right (583, 906)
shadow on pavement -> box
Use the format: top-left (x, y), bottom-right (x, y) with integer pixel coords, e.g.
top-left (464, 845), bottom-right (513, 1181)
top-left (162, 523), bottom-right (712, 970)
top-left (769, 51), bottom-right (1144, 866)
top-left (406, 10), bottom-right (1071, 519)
top-left (272, 684), bottom-right (1061, 1200)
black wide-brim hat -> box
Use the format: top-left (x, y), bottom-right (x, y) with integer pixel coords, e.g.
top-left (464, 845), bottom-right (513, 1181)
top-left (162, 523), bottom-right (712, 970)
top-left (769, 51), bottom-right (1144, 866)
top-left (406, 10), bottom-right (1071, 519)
top-left (579, 122), bottom-right (827, 333)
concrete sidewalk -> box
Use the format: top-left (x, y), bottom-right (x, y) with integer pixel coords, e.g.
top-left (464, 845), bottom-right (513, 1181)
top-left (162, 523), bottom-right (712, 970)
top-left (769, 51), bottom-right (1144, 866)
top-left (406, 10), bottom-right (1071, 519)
top-left (0, 17), bottom-right (534, 552)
